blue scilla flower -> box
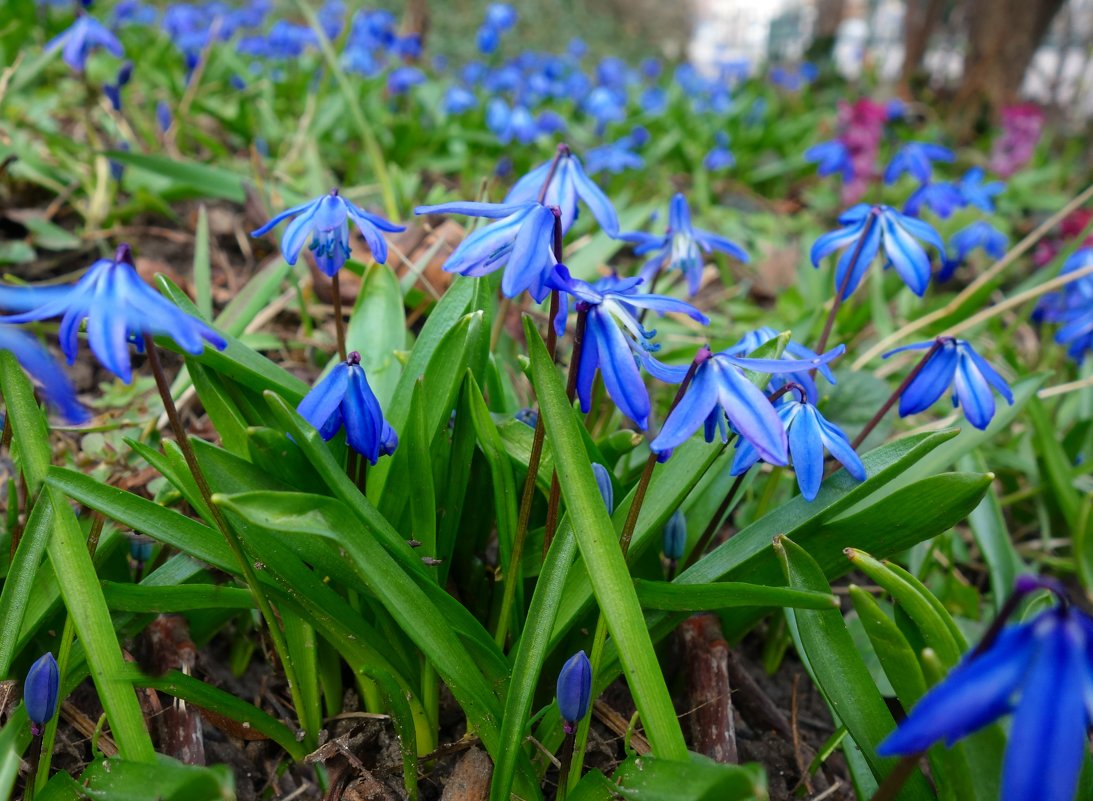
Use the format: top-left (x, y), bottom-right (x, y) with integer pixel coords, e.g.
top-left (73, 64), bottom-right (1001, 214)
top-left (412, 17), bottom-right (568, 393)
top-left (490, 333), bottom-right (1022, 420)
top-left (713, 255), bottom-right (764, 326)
top-left (387, 66), bottom-right (425, 95)
top-left (904, 181), bottom-right (965, 219)
top-left (811, 204), bottom-right (945, 299)
top-left (414, 201), bottom-right (556, 301)
top-left (252, 190), bottom-right (404, 277)
top-left (937, 220), bottom-right (1008, 282)
top-left (725, 326), bottom-right (836, 404)
top-left (584, 139), bottom-right (644, 176)
top-left (648, 345), bottom-right (845, 466)
top-left (730, 387), bottom-right (865, 501)
top-left (0, 325), bottom-right (88, 424)
top-left (443, 85), bottom-right (477, 115)
top-left (1036, 248), bottom-right (1093, 364)
top-left (879, 584), bottom-right (1093, 801)
top-left (0, 244), bottom-right (225, 384)
top-left (639, 86), bottom-right (667, 115)
top-left (662, 509), bottom-right (687, 561)
top-left (485, 2), bottom-right (517, 30)
top-left (297, 351), bottom-right (397, 464)
top-left (46, 13), bottom-right (124, 72)
top-left (547, 266), bottom-right (708, 430)
top-left (591, 463), bottom-right (614, 513)
top-left (884, 337), bottom-right (1014, 430)
top-left (475, 24), bottom-right (499, 54)
top-left (486, 99), bottom-right (538, 145)
top-left (624, 194), bottom-right (748, 297)
top-left (505, 146), bottom-right (620, 236)
top-left (703, 132), bottom-right (735, 172)
top-left (804, 140), bottom-right (853, 181)
top-left (557, 650), bottom-right (592, 733)
top-left (958, 167), bottom-right (1005, 212)
top-left (25, 652), bottom-right (59, 736)
top-left (884, 142), bottom-right (954, 185)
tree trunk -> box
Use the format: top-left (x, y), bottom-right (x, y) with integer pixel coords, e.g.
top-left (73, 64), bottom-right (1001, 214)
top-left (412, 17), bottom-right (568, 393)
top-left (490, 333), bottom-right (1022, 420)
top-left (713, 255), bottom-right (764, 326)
top-left (807, 0), bottom-right (846, 62)
top-left (899, 0), bottom-right (947, 91)
top-left (956, 0), bottom-right (1066, 114)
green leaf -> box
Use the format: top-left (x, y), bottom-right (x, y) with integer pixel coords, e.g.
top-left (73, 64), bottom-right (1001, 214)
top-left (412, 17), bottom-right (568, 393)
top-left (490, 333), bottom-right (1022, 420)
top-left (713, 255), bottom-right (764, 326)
top-left (610, 752), bottom-right (769, 801)
top-left (193, 204), bottom-right (213, 319)
top-left (104, 150), bottom-right (247, 202)
top-left (633, 580), bottom-right (838, 611)
top-left (100, 582), bottom-right (254, 612)
top-left (0, 499), bottom-right (53, 677)
top-left (525, 316), bottom-right (688, 761)
top-left (777, 537), bottom-right (933, 800)
top-left (960, 453), bottom-right (1025, 613)
top-left (344, 262), bottom-right (406, 406)
top-left (68, 754), bottom-right (234, 801)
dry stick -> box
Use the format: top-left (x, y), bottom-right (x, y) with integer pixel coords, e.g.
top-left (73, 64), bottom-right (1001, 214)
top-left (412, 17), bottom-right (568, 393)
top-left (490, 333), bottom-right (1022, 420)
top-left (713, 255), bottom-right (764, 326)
top-left (815, 210), bottom-right (880, 357)
top-left (854, 182), bottom-right (1093, 369)
top-left (567, 346), bottom-right (710, 791)
top-left (851, 338), bottom-right (945, 450)
top-left (542, 309), bottom-right (589, 558)
top-left (144, 337), bottom-right (308, 735)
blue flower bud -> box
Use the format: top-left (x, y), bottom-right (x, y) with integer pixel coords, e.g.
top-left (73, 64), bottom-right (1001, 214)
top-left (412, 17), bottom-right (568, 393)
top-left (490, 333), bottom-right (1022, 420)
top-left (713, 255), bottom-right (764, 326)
top-left (25, 653), bottom-right (59, 735)
top-left (556, 650), bottom-right (591, 733)
top-left (129, 534), bottom-right (154, 563)
top-left (662, 509), bottom-right (687, 561)
top-left (591, 463), bottom-right (614, 514)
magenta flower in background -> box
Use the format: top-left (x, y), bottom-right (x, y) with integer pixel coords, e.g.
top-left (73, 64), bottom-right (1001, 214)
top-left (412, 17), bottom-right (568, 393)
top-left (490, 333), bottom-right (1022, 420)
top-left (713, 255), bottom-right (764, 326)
top-left (836, 98), bottom-right (889, 204)
top-left (989, 104), bottom-right (1044, 178)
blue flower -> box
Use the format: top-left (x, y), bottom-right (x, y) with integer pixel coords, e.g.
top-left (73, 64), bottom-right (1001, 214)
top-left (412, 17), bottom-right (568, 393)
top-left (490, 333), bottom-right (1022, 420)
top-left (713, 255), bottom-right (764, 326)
top-left (486, 99), bottom-right (539, 145)
top-left (662, 509), bottom-right (687, 561)
top-left (414, 200), bottom-right (556, 301)
top-left (639, 87), bottom-right (667, 115)
top-left (252, 190), bottom-right (404, 276)
top-left (0, 244), bottom-right (225, 383)
top-left (46, 13), bottom-right (124, 72)
top-left (484, 3), bottom-right (517, 30)
top-left (703, 132), bottom-right (735, 172)
top-left (1035, 248), bottom-right (1093, 364)
top-left (884, 337), bottom-right (1014, 430)
top-left (724, 326), bottom-right (836, 404)
top-left (648, 345), bottom-right (845, 465)
top-left (584, 139), bottom-right (644, 176)
top-left (904, 181), bottom-right (965, 219)
top-left (0, 325), bottom-right (88, 423)
top-left (623, 194), bottom-right (748, 296)
top-left (443, 85), bottom-right (477, 115)
top-left (505, 146), bottom-right (620, 236)
top-left (557, 650), bottom-right (592, 733)
top-left (938, 221), bottom-right (1008, 282)
top-left (811, 204), bottom-right (945, 298)
top-left (958, 167), bottom-right (1005, 212)
top-left (884, 142), bottom-right (954, 184)
top-left (878, 595), bottom-right (1093, 801)
top-left (730, 390), bottom-right (865, 501)
top-left (591, 462), bottom-right (614, 513)
top-left (475, 24), bottom-right (499, 54)
top-left (25, 652), bottom-right (59, 736)
top-left (387, 66), bottom-right (425, 95)
top-left (805, 140), bottom-right (853, 181)
top-left (547, 265), bottom-right (708, 430)
top-left (297, 351), bottom-right (397, 464)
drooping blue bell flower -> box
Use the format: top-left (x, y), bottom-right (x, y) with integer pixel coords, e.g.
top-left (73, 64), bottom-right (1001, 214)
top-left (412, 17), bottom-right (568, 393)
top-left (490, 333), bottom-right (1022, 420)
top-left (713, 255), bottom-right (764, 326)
top-left (252, 189), bottom-right (405, 276)
top-left (884, 337), bottom-right (1014, 430)
top-left (648, 344), bottom-right (845, 466)
top-left (724, 326), bottom-right (836, 404)
top-left (387, 65), bottom-right (425, 95)
top-left (0, 325), bottom-right (88, 424)
top-left (811, 204), bottom-right (945, 298)
top-left (804, 140), bottom-right (853, 181)
top-left (584, 139), bottom-right (644, 176)
top-left (958, 167), bottom-right (1005, 212)
top-left (884, 141), bottom-right (954, 184)
top-left (662, 509), bottom-right (687, 561)
top-left (297, 351), bottom-right (397, 464)
top-left (1034, 248), bottom-right (1093, 364)
top-left (904, 181), bottom-right (965, 219)
top-left (413, 200), bottom-right (556, 302)
top-left (547, 265), bottom-right (708, 430)
top-left (25, 652), bottom-right (60, 736)
top-left (879, 581), bottom-right (1093, 801)
top-left (443, 85), bottom-right (477, 115)
top-left (591, 463), bottom-right (614, 513)
top-left (623, 194), bottom-right (748, 296)
top-left (703, 132), bottom-right (736, 172)
top-left (475, 24), bottom-right (499, 54)
top-left (486, 99), bottom-right (539, 145)
top-left (0, 244), bottom-right (225, 384)
top-left (504, 145), bottom-right (620, 236)
top-left (937, 221), bottom-right (1008, 282)
top-left (46, 13), bottom-right (124, 72)
top-left (557, 650), bottom-right (592, 733)
top-left (730, 387), bottom-right (866, 501)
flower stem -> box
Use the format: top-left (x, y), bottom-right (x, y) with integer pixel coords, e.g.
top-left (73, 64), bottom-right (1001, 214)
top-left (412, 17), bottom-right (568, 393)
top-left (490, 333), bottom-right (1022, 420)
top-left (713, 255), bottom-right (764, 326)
top-left (144, 337), bottom-right (309, 741)
top-left (543, 309), bottom-right (588, 558)
top-left (684, 468), bottom-right (744, 570)
top-left (537, 143), bottom-right (570, 205)
top-left (868, 754), bottom-right (923, 801)
top-left (493, 289), bottom-right (562, 649)
top-left (851, 338), bottom-right (944, 449)
top-left (331, 272), bottom-right (348, 362)
top-left (815, 211), bottom-right (878, 357)
top-left (556, 732), bottom-right (577, 801)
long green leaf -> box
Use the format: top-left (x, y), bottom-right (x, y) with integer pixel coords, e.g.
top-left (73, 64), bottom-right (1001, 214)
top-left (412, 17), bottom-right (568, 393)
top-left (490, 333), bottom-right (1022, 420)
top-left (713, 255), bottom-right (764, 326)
top-left (525, 316), bottom-right (687, 760)
top-left (633, 580), bottom-right (838, 611)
